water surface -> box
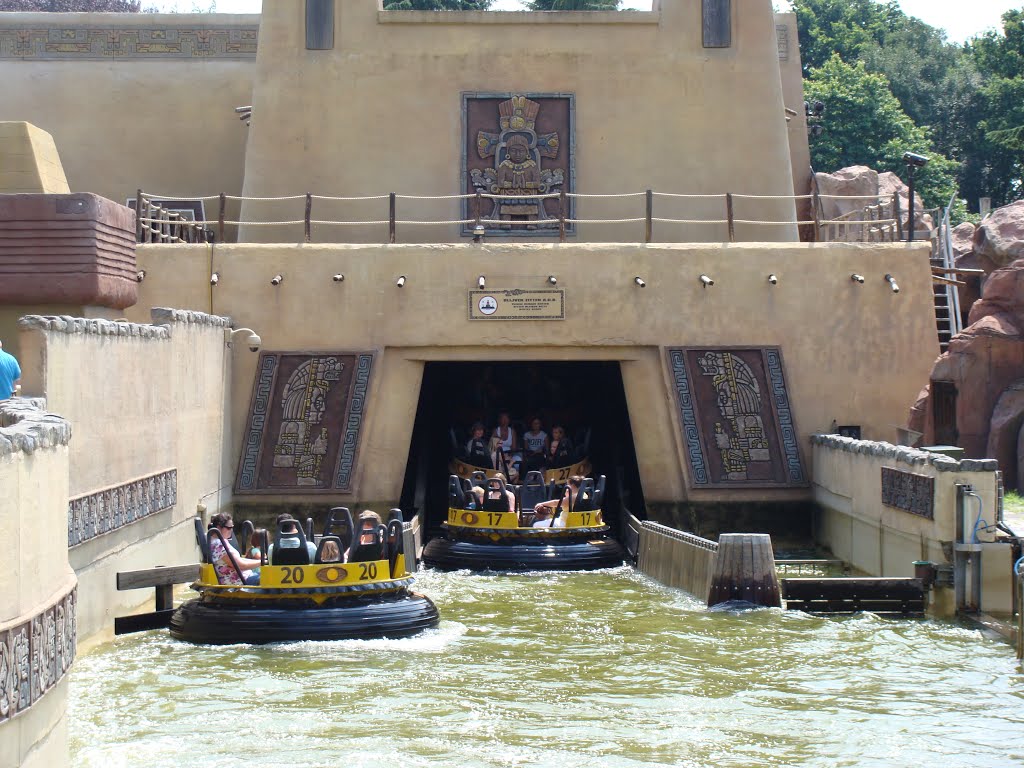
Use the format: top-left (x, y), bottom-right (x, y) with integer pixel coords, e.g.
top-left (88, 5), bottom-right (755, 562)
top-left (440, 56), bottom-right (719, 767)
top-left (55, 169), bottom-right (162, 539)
top-left (69, 567), bottom-right (1024, 767)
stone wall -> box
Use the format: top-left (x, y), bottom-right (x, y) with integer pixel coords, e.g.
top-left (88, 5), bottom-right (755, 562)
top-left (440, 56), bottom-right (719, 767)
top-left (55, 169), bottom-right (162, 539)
top-left (811, 433), bottom-right (1012, 613)
top-left (0, 400), bottom-right (75, 768)
top-left (16, 309), bottom-right (232, 642)
top-left (124, 240), bottom-right (939, 509)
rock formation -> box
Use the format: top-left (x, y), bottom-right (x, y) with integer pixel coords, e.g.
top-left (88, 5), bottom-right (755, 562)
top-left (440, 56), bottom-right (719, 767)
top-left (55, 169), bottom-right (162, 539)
top-left (814, 165), bottom-right (931, 235)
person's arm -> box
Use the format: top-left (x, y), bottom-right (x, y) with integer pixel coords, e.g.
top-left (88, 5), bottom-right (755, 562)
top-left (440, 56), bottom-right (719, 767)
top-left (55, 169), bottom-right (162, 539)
top-left (506, 491), bottom-right (516, 513)
top-left (227, 543), bottom-right (262, 570)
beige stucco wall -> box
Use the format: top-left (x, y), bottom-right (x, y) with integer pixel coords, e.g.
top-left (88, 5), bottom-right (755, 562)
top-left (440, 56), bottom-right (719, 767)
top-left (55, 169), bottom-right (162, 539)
top-left (125, 240), bottom-right (938, 507)
top-left (0, 14), bottom-right (256, 208)
top-left (238, 0), bottom-right (797, 244)
top-left (0, 122), bottom-right (69, 194)
top-left (811, 437), bottom-right (1013, 613)
top-left (775, 14), bottom-right (812, 215)
top-left (17, 311), bottom-right (232, 642)
top-left (0, 406), bottom-right (74, 768)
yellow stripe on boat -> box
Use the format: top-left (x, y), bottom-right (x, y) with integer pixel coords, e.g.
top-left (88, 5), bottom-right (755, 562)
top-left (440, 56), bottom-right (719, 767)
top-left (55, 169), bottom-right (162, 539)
top-left (197, 560), bottom-right (397, 588)
top-left (449, 458), bottom-right (592, 485)
top-left (446, 507), bottom-right (604, 531)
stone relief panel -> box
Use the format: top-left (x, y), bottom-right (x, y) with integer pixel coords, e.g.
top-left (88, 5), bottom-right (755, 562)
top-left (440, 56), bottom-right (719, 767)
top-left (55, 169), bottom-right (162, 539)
top-left (668, 347), bottom-right (806, 488)
top-left (0, 25), bottom-right (257, 60)
top-left (0, 587), bottom-right (76, 725)
top-left (881, 466), bottom-right (935, 519)
top-left (462, 93), bottom-right (574, 237)
top-left (236, 352), bottom-right (375, 494)
top-left (68, 469), bottom-right (178, 548)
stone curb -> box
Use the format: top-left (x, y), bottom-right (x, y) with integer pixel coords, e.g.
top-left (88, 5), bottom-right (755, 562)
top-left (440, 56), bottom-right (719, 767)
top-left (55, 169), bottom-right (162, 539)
top-left (0, 398), bottom-right (71, 456)
top-left (810, 433), bottom-right (999, 473)
top-left (150, 307), bottom-right (233, 328)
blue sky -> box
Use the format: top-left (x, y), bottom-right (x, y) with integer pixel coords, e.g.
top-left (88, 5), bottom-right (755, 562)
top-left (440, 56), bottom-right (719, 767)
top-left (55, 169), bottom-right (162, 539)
top-left (158, 1), bottom-right (1022, 45)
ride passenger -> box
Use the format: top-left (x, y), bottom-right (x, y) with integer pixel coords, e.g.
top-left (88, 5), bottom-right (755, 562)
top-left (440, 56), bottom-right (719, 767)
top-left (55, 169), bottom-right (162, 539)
top-left (531, 506), bottom-right (554, 528)
top-left (490, 411), bottom-right (521, 480)
top-left (357, 510), bottom-right (384, 544)
top-left (465, 422), bottom-right (493, 468)
top-left (209, 513), bottom-right (262, 585)
top-left (485, 473), bottom-right (516, 513)
top-left (267, 513), bottom-right (317, 563)
top-left (320, 539), bottom-right (342, 563)
top-left (533, 475), bottom-right (587, 528)
top-left (521, 417), bottom-right (549, 473)
top-left (546, 425), bottom-right (573, 466)
top-left (247, 528), bottom-right (267, 560)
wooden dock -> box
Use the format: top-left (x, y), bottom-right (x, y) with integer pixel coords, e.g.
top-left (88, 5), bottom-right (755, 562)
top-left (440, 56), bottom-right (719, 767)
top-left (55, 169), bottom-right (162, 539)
top-left (781, 577), bottom-right (925, 615)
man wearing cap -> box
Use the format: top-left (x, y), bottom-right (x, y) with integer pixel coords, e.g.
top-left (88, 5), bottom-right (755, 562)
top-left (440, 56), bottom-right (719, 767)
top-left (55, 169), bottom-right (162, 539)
top-left (0, 340), bottom-right (21, 400)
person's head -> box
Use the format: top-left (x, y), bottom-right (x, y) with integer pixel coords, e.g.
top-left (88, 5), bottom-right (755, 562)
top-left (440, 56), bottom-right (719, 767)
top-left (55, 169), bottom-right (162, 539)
top-left (472, 485), bottom-right (485, 502)
top-left (358, 510), bottom-right (382, 529)
top-left (497, 411), bottom-right (511, 427)
top-left (250, 528), bottom-right (266, 548)
top-left (488, 473), bottom-right (506, 493)
top-left (471, 421), bottom-right (485, 439)
top-left (568, 475), bottom-right (583, 490)
top-left (210, 512), bottom-right (234, 538)
top-left (321, 540), bottom-right (341, 562)
top-left (276, 513), bottom-right (299, 534)
top-left (530, 418), bottom-right (542, 432)
top-left (506, 135), bottom-right (529, 163)
top-left (534, 506), bottom-right (551, 520)
top-left (552, 425), bottom-right (565, 440)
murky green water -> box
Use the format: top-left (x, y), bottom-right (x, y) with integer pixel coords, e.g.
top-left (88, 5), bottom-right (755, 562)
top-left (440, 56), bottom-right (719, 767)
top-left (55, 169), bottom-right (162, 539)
top-left (70, 567), bottom-right (1024, 767)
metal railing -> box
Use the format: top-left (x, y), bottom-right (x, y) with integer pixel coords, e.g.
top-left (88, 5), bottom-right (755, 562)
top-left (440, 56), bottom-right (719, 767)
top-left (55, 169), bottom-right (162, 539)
top-left (133, 188), bottom-right (911, 245)
top-left (134, 190), bottom-right (213, 244)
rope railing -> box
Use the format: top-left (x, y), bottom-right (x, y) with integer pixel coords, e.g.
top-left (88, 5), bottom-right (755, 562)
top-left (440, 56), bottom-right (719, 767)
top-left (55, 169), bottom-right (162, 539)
top-left (135, 188), bottom-right (914, 245)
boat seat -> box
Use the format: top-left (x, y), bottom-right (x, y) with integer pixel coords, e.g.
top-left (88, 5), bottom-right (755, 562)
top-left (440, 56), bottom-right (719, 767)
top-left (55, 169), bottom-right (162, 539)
top-left (481, 475), bottom-right (510, 513)
top-left (470, 470), bottom-right (489, 487)
top-left (193, 516), bottom-right (211, 562)
top-left (314, 535), bottom-right (344, 563)
top-left (592, 475), bottom-right (606, 510)
top-left (272, 520), bottom-right (312, 565)
top-left (449, 474), bottom-right (467, 509)
top-left (573, 478), bottom-right (596, 512)
top-left (519, 472), bottom-right (548, 512)
top-left (387, 518), bottom-right (404, 577)
top-left (349, 523), bottom-right (387, 563)
top-left (387, 508), bottom-right (404, 524)
top-left (323, 507), bottom-right (355, 551)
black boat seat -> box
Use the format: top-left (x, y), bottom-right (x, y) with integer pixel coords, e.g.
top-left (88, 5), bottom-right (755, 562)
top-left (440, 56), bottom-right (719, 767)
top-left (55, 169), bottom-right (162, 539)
top-left (481, 475), bottom-right (510, 513)
top-left (449, 474), bottom-right (467, 509)
top-left (315, 535), bottom-right (344, 563)
top-left (519, 471), bottom-right (548, 512)
top-left (592, 474), bottom-right (606, 510)
top-left (387, 518), bottom-right (404, 577)
top-left (349, 523), bottom-right (387, 563)
top-left (573, 478), bottom-right (596, 512)
top-left (194, 516), bottom-right (211, 562)
top-left (272, 520), bottom-right (312, 565)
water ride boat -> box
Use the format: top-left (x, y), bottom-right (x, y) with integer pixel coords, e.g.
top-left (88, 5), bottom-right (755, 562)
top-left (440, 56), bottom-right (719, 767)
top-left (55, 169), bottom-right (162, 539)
top-left (170, 508), bottom-right (440, 644)
top-left (422, 471), bottom-right (625, 572)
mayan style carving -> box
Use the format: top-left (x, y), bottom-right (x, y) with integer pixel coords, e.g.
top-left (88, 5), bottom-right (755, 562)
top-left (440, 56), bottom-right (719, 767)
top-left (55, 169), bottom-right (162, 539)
top-left (881, 467), bottom-right (935, 519)
top-left (668, 347), bottom-right (805, 488)
top-left (0, 26), bottom-right (257, 60)
top-left (463, 93), bottom-right (574, 236)
top-left (0, 587), bottom-right (76, 725)
top-left (68, 469), bottom-right (178, 547)
top-left (236, 352), bottom-right (374, 494)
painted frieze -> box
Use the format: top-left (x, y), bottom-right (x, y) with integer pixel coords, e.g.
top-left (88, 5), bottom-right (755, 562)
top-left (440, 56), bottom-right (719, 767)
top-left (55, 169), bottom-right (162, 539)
top-left (236, 352), bottom-right (374, 494)
top-left (881, 467), bottom-right (935, 519)
top-left (462, 92), bottom-right (574, 237)
top-left (68, 469), bottom-right (178, 547)
top-left (668, 347), bottom-right (805, 488)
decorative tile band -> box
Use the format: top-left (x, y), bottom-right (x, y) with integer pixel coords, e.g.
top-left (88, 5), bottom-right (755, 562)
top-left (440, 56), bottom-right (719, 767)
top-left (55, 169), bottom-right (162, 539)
top-left (335, 353), bottom-right (374, 491)
top-left (668, 348), bottom-right (709, 486)
top-left (776, 24), bottom-right (789, 61)
top-left (881, 466), bottom-right (935, 520)
top-left (0, 25), bottom-right (258, 60)
top-left (0, 585), bottom-right (76, 725)
top-left (68, 469), bottom-right (177, 547)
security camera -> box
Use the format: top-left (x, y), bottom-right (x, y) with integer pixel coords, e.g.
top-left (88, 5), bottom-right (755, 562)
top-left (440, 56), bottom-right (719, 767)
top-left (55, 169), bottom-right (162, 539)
top-left (333, 274), bottom-right (345, 283)
top-left (210, 272), bottom-right (219, 286)
top-left (271, 274), bottom-right (283, 286)
top-left (809, 124), bottom-right (824, 138)
top-left (700, 274), bottom-right (714, 287)
top-left (767, 274), bottom-right (778, 285)
top-left (246, 333), bottom-right (262, 352)
top-left (902, 152), bottom-right (929, 167)
top-left (851, 274), bottom-right (865, 284)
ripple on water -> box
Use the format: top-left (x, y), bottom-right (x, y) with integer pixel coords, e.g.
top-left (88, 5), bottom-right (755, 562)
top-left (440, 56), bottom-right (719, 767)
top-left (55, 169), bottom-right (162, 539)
top-left (69, 567), bottom-right (1024, 768)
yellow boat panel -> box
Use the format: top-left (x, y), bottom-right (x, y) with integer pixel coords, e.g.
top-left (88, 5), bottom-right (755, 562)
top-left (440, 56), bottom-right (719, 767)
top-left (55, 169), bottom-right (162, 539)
top-left (196, 559), bottom-right (399, 588)
top-left (449, 458), bottom-right (592, 485)
top-left (446, 507), bottom-right (603, 531)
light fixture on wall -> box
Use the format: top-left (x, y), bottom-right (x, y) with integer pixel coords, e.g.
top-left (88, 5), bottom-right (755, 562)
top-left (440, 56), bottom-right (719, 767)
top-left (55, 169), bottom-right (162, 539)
top-left (478, 275), bottom-right (486, 290)
top-left (396, 275), bottom-right (407, 288)
top-left (210, 272), bottom-right (219, 286)
top-left (700, 274), bottom-right (714, 287)
top-left (225, 327), bottom-right (262, 352)
top-left (885, 273), bottom-right (900, 293)
top-left (271, 274), bottom-right (284, 286)
top-left (634, 276), bottom-right (646, 288)
top-left (767, 274), bottom-right (778, 285)
top-left (136, 270), bottom-right (146, 283)
top-left (851, 274), bottom-right (865, 284)
top-left (332, 273), bottom-right (345, 283)
top-left (547, 275), bottom-right (558, 286)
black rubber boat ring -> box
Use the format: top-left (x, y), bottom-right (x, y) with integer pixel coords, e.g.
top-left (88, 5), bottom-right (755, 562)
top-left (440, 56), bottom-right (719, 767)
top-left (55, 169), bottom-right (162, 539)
top-left (168, 591), bottom-right (440, 645)
top-left (422, 536), bottom-right (625, 572)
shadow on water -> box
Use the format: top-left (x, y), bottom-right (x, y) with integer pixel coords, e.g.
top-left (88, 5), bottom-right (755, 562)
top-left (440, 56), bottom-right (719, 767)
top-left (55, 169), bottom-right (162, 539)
top-left (70, 567), bottom-right (1024, 768)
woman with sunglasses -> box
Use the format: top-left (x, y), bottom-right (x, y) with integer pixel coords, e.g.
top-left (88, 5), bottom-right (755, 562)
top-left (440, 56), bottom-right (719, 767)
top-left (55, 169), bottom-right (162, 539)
top-left (209, 512), bottom-right (262, 585)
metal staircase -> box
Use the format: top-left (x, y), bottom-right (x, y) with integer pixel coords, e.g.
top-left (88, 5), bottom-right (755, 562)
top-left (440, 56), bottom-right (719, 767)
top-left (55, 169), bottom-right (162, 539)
top-left (932, 199), bottom-right (963, 353)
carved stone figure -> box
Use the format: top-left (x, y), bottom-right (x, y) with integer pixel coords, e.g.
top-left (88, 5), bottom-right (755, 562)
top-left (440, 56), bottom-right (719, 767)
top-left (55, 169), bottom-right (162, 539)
top-left (697, 351), bottom-right (771, 479)
top-left (273, 357), bottom-right (343, 486)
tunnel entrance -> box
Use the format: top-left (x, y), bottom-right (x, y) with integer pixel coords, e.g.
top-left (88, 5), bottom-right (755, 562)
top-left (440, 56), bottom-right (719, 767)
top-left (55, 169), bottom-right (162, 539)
top-left (399, 360), bottom-right (645, 538)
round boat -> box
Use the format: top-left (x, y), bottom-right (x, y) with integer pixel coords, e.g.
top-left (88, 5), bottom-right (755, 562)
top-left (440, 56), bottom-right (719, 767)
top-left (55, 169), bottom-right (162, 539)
top-left (171, 509), bottom-right (440, 645)
top-left (423, 473), bottom-right (625, 572)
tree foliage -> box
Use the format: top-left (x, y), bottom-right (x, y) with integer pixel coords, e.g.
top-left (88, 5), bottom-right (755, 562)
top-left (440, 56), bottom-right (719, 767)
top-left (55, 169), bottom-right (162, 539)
top-left (0, 0), bottom-right (142, 8)
top-left (526, 0), bottom-right (620, 9)
top-left (382, 0), bottom-right (492, 9)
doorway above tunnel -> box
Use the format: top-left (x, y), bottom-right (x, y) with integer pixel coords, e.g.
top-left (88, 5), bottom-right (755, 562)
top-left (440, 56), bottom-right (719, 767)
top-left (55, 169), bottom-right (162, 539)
top-left (399, 360), bottom-right (645, 532)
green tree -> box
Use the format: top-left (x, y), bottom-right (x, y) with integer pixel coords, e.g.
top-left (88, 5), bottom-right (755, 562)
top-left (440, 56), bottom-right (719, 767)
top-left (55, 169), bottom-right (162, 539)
top-left (791, 0), bottom-right (903, 74)
top-left (383, 0), bottom-right (492, 9)
top-left (526, 0), bottom-right (620, 9)
top-left (805, 55), bottom-right (958, 208)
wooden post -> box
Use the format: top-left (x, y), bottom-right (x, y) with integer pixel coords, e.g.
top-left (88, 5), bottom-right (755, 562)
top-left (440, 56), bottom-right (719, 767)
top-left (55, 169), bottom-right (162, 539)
top-left (474, 190), bottom-right (483, 230)
top-left (726, 192), bottom-right (735, 242)
top-left (304, 193), bottom-right (312, 243)
top-left (707, 533), bottom-right (781, 608)
top-left (389, 192), bottom-right (396, 244)
top-left (559, 189), bottom-right (567, 243)
top-left (218, 192), bottom-right (226, 244)
top-left (135, 189), bottom-right (144, 243)
top-left (645, 189), bottom-right (653, 244)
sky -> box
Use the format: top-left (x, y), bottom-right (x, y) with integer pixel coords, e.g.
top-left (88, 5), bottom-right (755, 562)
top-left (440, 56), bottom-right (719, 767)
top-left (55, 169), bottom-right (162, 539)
top-left (156, 0), bottom-right (1022, 44)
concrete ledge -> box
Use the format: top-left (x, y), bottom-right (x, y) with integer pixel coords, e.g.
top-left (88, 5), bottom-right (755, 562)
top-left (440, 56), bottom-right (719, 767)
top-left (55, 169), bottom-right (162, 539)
top-left (810, 433), bottom-right (999, 473)
top-left (150, 307), bottom-right (232, 329)
top-left (18, 315), bottom-right (169, 340)
top-left (0, 399), bottom-right (71, 456)
top-left (378, 10), bottom-right (659, 24)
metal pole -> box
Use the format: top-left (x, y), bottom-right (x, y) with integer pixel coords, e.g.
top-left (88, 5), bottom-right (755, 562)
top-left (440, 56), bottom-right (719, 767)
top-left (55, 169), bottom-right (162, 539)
top-left (389, 192), bottom-right (396, 244)
top-left (135, 189), bottom-right (144, 243)
top-left (645, 189), bottom-right (653, 244)
top-left (907, 165), bottom-right (916, 243)
top-left (726, 193), bottom-right (735, 243)
top-left (559, 190), bottom-right (566, 243)
top-left (475, 190), bottom-right (482, 230)
top-left (218, 192), bottom-right (226, 244)
top-left (304, 193), bottom-right (312, 243)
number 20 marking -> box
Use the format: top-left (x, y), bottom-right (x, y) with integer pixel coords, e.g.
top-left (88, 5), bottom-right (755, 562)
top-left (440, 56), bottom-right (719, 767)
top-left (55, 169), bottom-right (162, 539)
top-left (281, 566), bottom-right (305, 584)
top-left (358, 562), bottom-right (378, 580)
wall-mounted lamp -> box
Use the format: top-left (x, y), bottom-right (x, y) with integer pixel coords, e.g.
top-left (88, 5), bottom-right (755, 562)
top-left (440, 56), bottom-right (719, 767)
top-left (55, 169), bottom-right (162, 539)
top-left (332, 274), bottom-right (345, 283)
top-left (271, 274), bottom-right (284, 286)
top-left (210, 272), bottom-right (219, 286)
top-left (634, 276), bottom-right (646, 288)
top-left (767, 274), bottom-right (778, 285)
top-left (225, 327), bottom-right (262, 352)
top-left (136, 270), bottom-right (146, 283)
top-left (700, 274), bottom-right (714, 287)
top-left (547, 275), bottom-right (558, 286)
top-left (885, 273), bottom-right (900, 293)
top-left (851, 274), bottom-right (865, 284)
top-left (472, 224), bottom-right (486, 243)
top-left (478, 275), bottom-right (486, 290)
top-left (396, 275), bottom-right (407, 288)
